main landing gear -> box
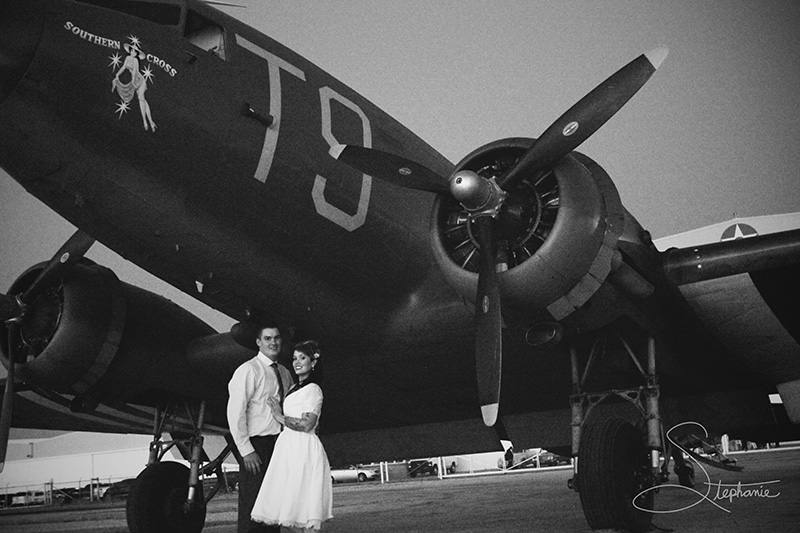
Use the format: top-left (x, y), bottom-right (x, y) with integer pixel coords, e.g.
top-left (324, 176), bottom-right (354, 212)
top-left (567, 333), bottom-right (745, 532)
top-left (127, 400), bottom-right (233, 533)
top-left (567, 334), bottom-right (663, 532)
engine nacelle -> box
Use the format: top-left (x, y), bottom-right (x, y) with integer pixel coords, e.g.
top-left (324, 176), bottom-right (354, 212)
top-left (432, 138), bottom-right (638, 327)
top-left (0, 260), bottom-right (239, 404)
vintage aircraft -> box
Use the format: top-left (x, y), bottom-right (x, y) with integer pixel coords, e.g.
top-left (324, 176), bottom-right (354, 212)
top-left (1, 0), bottom-right (799, 532)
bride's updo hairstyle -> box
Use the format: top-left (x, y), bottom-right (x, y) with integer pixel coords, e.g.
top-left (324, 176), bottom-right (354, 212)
top-left (292, 339), bottom-right (324, 388)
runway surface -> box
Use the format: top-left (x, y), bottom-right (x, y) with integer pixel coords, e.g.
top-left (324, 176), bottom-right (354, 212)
top-left (1, 448), bottom-right (798, 532)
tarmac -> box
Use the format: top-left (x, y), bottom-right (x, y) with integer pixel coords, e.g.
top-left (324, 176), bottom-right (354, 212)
top-left (1, 447), bottom-right (798, 532)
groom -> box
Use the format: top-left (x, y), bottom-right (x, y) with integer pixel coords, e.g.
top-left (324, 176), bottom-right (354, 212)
top-left (227, 324), bottom-right (293, 533)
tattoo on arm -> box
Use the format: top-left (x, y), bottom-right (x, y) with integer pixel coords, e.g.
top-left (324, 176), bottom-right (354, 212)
top-left (283, 413), bottom-right (316, 432)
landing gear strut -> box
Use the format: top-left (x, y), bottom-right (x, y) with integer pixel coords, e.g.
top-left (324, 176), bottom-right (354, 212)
top-left (127, 400), bottom-right (234, 533)
top-left (568, 334), bottom-right (661, 532)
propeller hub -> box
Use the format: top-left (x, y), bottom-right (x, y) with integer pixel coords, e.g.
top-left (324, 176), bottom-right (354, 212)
top-left (450, 171), bottom-right (489, 210)
top-left (450, 171), bottom-right (507, 217)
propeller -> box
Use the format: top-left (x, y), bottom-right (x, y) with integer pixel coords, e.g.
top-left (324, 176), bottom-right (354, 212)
top-left (497, 46), bottom-right (668, 190)
top-left (0, 229), bottom-right (95, 472)
top-left (330, 144), bottom-right (451, 194)
top-left (332, 47), bottom-right (668, 426)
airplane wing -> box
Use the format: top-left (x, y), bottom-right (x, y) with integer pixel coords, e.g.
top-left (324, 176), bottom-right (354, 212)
top-left (1, 377), bottom-right (229, 436)
top-left (662, 227), bottom-right (800, 422)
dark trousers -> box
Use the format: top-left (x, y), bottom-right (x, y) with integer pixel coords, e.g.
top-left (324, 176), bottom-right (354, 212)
top-left (237, 435), bottom-right (280, 533)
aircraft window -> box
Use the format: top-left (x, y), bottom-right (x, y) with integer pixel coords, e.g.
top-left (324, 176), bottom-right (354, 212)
top-left (72, 0), bottom-right (181, 26)
top-left (185, 10), bottom-right (227, 60)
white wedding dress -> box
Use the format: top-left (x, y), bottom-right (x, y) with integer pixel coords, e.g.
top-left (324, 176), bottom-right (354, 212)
top-left (251, 383), bottom-right (333, 530)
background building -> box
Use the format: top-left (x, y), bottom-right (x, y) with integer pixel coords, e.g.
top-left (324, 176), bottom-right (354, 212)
top-left (1, 432), bottom-right (165, 493)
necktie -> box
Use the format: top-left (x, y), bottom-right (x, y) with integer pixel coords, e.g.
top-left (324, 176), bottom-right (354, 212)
top-left (270, 363), bottom-right (285, 402)
top-left (269, 363), bottom-right (285, 430)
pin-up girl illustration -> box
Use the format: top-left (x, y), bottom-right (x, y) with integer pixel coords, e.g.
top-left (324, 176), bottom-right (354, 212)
top-left (112, 41), bottom-right (156, 131)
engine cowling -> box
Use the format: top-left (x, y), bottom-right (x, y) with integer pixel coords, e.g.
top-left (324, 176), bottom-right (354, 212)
top-left (431, 138), bottom-right (630, 326)
top-left (0, 260), bottom-right (242, 405)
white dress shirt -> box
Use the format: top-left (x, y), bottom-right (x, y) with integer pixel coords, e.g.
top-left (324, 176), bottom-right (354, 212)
top-left (227, 352), bottom-right (287, 457)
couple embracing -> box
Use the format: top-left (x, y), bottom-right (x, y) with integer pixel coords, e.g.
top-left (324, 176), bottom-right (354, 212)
top-left (227, 325), bottom-right (333, 533)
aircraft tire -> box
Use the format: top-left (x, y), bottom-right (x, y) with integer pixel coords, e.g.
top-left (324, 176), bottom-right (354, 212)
top-left (126, 462), bottom-right (206, 533)
top-left (577, 417), bottom-right (654, 532)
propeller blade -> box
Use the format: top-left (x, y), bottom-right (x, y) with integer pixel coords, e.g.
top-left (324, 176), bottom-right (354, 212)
top-left (499, 46), bottom-right (668, 190)
top-left (0, 321), bottom-right (20, 473)
top-left (20, 229), bottom-right (94, 304)
top-left (473, 216), bottom-right (503, 426)
top-left (330, 144), bottom-right (451, 194)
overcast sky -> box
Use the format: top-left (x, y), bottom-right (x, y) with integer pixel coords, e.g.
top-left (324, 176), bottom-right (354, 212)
top-left (2, 0), bottom-right (800, 369)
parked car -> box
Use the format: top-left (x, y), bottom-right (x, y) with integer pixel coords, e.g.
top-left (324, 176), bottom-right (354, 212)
top-left (330, 465), bottom-right (379, 483)
top-left (10, 491), bottom-right (46, 507)
top-left (407, 459), bottom-right (438, 477)
top-left (78, 482), bottom-right (111, 500)
top-left (102, 478), bottom-right (137, 502)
